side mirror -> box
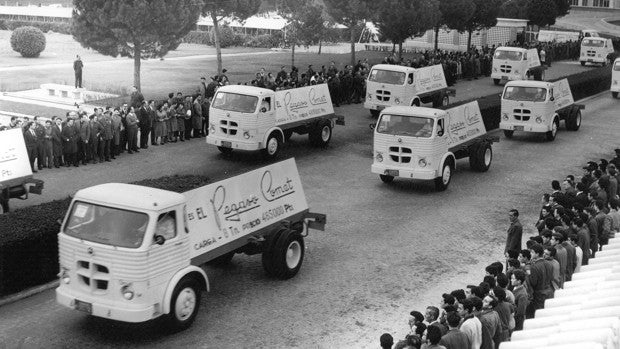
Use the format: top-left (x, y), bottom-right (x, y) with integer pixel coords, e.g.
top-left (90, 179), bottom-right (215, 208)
top-left (550, 96), bottom-right (554, 101)
top-left (154, 235), bottom-right (165, 245)
top-left (260, 107), bottom-right (267, 113)
top-left (437, 129), bottom-right (444, 137)
top-left (369, 123), bottom-right (376, 130)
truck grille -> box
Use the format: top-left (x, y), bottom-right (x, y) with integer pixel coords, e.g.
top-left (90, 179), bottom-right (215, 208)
top-left (586, 50), bottom-right (596, 57)
top-left (500, 64), bottom-right (512, 73)
top-left (76, 260), bottom-right (110, 293)
top-left (389, 146), bottom-right (412, 163)
top-left (219, 120), bottom-right (238, 135)
top-left (375, 90), bottom-right (391, 102)
top-left (512, 109), bottom-right (531, 121)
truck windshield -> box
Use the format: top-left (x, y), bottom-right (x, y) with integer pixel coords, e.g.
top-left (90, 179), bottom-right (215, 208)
top-left (211, 92), bottom-right (258, 113)
top-left (614, 62), bottom-right (620, 71)
top-left (376, 114), bottom-right (434, 137)
top-left (581, 39), bottom-right (605, 47)
top-left (503, 86), bottom-right (547, 102)
top-left (493, 50), bottom-right (523, 61)
top-left (368, 69), bottom-right (406, 85)
top-left (63, 201), bottom-right (149, 248)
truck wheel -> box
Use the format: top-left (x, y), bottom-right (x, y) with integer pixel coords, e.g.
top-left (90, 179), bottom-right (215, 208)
top-left (546, 118), bottom-right (559, 141)
top-left (469, 143), bottom-right (492, 172)
top-left (379, 174), bottom-right (394, 183)
top-left (580, 61), bottom-right (585, 66)
top-left (432, 93), bottom-right (449, 108)
top-left (217, 146), bottom-right (233, 155)
top-left (0, 199), bottom-right (7, 214)
top-left (434, 160), bottom-right (452, 191)
top-left (168, 277), bottom-right (201, 332)
top-left (566, 109), bottom-right (582, 131)
top-left (270, 228), bottom-right (305, 279)
top-left (261, 228), bottom-right (287, 276)
top-left (493, 79), bottom-right (500, 86)
top-left (612, 92), bottom-right (618, 99)
top-left (309, 121), bottom-right (332, 147)
top-left (370, 110), bottom-right (380, 118)
top-left (503, 130), bottom-right (514, 138)
top-left (263, 133), bottom-right (281, 158)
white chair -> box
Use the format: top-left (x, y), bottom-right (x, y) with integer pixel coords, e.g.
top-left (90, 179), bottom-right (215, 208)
top-left (589, 256), bottom-right (620, 265)
top-left (596, 249), bottom-right (620, 258)
top-left (564, 276), bottom-right (605, 289)
top-left (572, 306), bottom-right (620, 320)
top-left (559, 317), bottom-right (620, 343)
top-left (554, 285), bottom-right (596, 298)
top-left (498, 338), bottom-right (549, 349)
top-left (535, 304), bottom-right (582, 318)
top-left (572, 267), bottom-right (620, 281)
top-left (602, 243), bottom-right (620, 251)
top-left (523, 315), bottom-right (570, 330)
top-left (510, 325), bottom-right (559, 341)
top-left (538, 342), bottom-right (604, 349)
top-left (582, 262), bottom-right (620, 272)
top-left (547, 328), bottom-right (616, 348)
top-left (545, 295), bottom-right (586, 308)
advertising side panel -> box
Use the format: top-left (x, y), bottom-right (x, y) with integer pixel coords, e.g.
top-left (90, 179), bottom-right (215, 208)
top-left (183, 158), bottom-right (309, 259)
top-left (527, 48), bottom-right (541, 69)
top-left (415, 65), bottom-right (447, 94)
top-left (274, 85), bottom-right (334, 125)
top-left (0, 128), bottom-right (33, 187)
top-left (552, 78), bottom-right (574, 110)
top-left (445, 101), bottom-right (486, 148)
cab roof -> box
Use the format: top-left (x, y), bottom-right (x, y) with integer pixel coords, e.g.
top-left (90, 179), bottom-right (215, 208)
top-left (215, 85), bottom-right (273, 96)
top-left (505, 80), bottom-right (552, 89)
top-left (370, 64), bottom-right (416, 73)
top-left (495, 46), bottom-right (528, 52)
top-left (381, 106), bottom-right (446, 118)
top-left (74, 183), bottom-right (186, 211)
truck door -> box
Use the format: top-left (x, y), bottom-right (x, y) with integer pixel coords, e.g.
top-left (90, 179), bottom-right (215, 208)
top-left (149, 209), bottom-right (190, 285)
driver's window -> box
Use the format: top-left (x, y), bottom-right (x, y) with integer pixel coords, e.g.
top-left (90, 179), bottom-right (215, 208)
top-left (261, 97), bottom-right (271, 112)
top-left (155, 211), bottom-right (177, 241)
top-left (407, 73), bottom-right (414, 84)
top-left (437, 119), bottom-right (444, 137)
top-left (549, 88), bottom-right (554, 100)
top-left (523, 52), bottom-right (527, 60)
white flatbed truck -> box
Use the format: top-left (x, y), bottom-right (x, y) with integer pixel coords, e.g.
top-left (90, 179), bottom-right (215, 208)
top-left (56, 158), bottom-right (326, 331)
top-left (206, 84), bottom-right (344, 159)
top-left (611, 58), bottom-right (620, 99)
top-left (491, 47), bottom-right (543, 85)
top-left (500, 79), bottom-right (584, 141)
top-left (0, 128), bottom-right (44, 213)
top-left (371, 101), bottom-right (498, 191)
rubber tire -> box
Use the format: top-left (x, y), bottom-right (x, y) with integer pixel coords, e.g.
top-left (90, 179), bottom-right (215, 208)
top-left (580, 61), bottom-right (586, 66)
top-left (206, 251), bottom-right (234, 266)
top-left (261, 228), bottom-right (287, 276)
top-left (503, 130), bottom-right (514, 138)
top-left (370, 109), bottom-right (380, 118)
top-left (566, 109), bottom-right (582, 131)
top-left (469, 143), bottom-right (492, 172)
top-left (268, 228), bottom-right (305, 280)
top-left (432, 93), bottom-right (448, 108)
top-left (434, 160), bottom-right (452, 191)
top-left (0, 199), bottom-right (7, 214)
top-left (167, 277), bottom-right (201, 332)
top-left (612, 91), bottom-right (618, 99)
top-left (283, 130), bottom-right (293, 141)
top-left (309, 120), bottom-right (332, 147)
top-left (217, 146), bottom-right (233, 154)
top-left (263, 133), bottom-right (281, 159)
top-left (493, 79), bottom-right (500, 86)
top-left (379, 174), bottom-right (394, 183)
top-left (546, 117), bottom-right (559, 141)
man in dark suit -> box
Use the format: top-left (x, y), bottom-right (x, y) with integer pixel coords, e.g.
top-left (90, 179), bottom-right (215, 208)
top-left (33, 116), bottom-right (46, 170)
top-left (505, 209), bottom-right (523, 256)
top-left (23, 122), bottom-right (39, 172)
top-left (137, 101), bottom-right (151, 149)
top-left (61, 118), bottom-right (79, 167)
top-left (610, 149), bottom-right (620, 169)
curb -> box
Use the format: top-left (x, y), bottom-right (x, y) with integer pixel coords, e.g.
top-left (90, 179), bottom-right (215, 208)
top-left (0, 280), bottom-right (59, 307)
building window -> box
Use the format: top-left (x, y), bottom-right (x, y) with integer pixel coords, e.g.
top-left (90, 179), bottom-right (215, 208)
top-left (570, 0), bottom-right (579, 5)
top-left (592, 0), bottom-right (609, 6)
top-left (583, 0), bottom-right (589, 5)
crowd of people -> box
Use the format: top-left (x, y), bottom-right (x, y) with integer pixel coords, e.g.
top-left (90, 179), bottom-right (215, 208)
top-left (1, 86), bottom-right (212, 172)
top-left (378, 149), bottom-right (620, 349)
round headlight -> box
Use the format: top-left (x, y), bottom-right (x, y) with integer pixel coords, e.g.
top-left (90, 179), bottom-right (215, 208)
top-left (493, 67), bottom-right (497, 72)
top-left (536, 116), bottom-right (542, 124)
top-left (209, 123), bottom-right (215, 134)
top-left (502, 113), bottom-right (508, 121)
top-left (367, 93), bottom-right (372, 100)
top-left (62, 275), bottom-right (70, 284)
top-left (418, 158), bottom-right (427, 167)
top-left (395, 98), bottom-right (401, 104)
top-left (121, 284), bottom-right (135, 300)
top-left (376, 153), bottom-right (383, 162)
top-left (243, 131), bottom-right (250, 139)
top-left (58, 268), bottom-right (70, 284)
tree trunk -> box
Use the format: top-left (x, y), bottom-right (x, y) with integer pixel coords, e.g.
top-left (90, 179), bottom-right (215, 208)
top-left (434, 26), bottom-right (439, 51)
top-left (291, 42), bottom-right (295, 68)
top-left (398, 42), bottom-right (402, 62)
top-left (467, 30), bottom-right (472, 52)
top-left (211, 11), bottom-right (223, 74)
top-left (318, 40), bottom-right (322, 55)
top-left (392, 43), bottom-right (395, 54)
top-left (133, 42), bottom-right (141, 92)
top-left (350, 25), bottom-right (356, 66)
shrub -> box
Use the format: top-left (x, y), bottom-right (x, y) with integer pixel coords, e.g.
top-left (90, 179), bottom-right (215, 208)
top-left (210, 26), bottom-right (236, 48)
top-left (10, 26), bottom-right (47, 58)
top-left (182, 30), bottom-right (214, 45)
top-left (4, 20), bottom-right (72, 35)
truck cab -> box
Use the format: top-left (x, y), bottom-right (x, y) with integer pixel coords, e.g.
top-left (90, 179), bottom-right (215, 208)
top-left (364, 64), bottom-right (451, 117)
top-left (580, 37), bottom-right (614, 66)
top-left (56, 183), bottom-right (207, 329)
top-left (611, 58), bottom-right (620, 99)
top-left (491, 47), bottom-right (541, 85)
top-left (207, 85), bottom-right (275, 154)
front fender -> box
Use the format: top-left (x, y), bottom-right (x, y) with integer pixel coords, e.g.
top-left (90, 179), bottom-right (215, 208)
top-left (440, 152), bottom-right (456, 171)
top-left (162, 266), bottom-right (209, 315)
top-left (263, 127), bottom-right (284, 145)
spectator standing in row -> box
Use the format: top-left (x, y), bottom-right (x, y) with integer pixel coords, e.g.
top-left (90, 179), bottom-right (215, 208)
top-left (61, 118), bottom-right (78, 167)
top-left (505, 209), bottom-right (522, 257)
top-left (138, 100), bottom-right (151, 149)
top-left (459, 298), bottom-right (482, 349)
top-left (126, 107), bottom-right (139, 153)
top-left (510, 270), bottom-right (528, 331)
top-left (526, 244), bottom-right (554, 317)
top-left (23, 122), bottom-right (39, 172)
top-left (439, 312), bottom-right (470, 349)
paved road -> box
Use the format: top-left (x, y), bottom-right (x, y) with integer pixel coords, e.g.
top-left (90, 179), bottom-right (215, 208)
top-left (1, 63), bottom-right (615, 349)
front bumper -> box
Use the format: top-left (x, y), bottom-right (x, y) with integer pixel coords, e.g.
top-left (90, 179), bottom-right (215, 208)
top-left (364, 102), bottom-right (389, 111)
top-left (56, 286), bottom-right (157, 323)
top-left (500, 121), bottom-right (549, 133)
top-left (206, 136), bottom-right (261, 151)
top-left (371, 163), bottom-right (437, 180)
top-left (491, 72), bottom-right (522, 81)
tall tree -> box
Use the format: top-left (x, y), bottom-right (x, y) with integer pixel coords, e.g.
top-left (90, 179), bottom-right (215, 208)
top-left (434, 0), bottom-right (476, 50)
top-left (464, 0), bottom-right (502, 49)
top-left (373, 0), bottom-right (439, 61)
top-left (324, 0), bottom-right (372, 66)
top-left (526, 0), bottom-right (558, 27)
top-left (499, 0), bottom-right (528, 20)
top-left (203, 0), bottom-right (261, 75)
top-left (72, 0), bottom-right (202, 91)
top-left (554, 0), bottom-right (571, 18)
top-left (278, 0), bottom-right (326, 67)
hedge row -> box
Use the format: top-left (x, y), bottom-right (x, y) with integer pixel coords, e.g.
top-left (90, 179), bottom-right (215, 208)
top-left (182, 28), bottom-right (283, 48)
top-left (446, 65), bottom-right (613, 132)
top-left (0, 175), bottom-right (210, 297)
top-left (0, 19), bottom-right (72, 35)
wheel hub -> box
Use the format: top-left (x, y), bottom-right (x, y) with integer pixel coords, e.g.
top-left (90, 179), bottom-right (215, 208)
top-left (175, 288), bottom-right (196, 321)
top-left (285, 241), bottom-right (302, 269)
